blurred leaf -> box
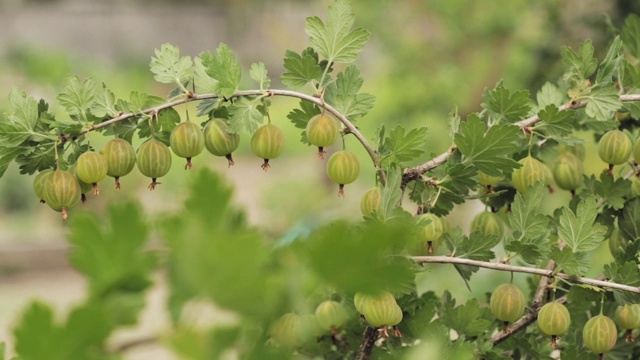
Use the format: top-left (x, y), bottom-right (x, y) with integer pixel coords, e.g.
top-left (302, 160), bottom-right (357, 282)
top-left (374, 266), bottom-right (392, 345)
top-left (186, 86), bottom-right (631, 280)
top-left (324, 64), bottom-right (375, 120)
top-left (228, 96), bottom-right (265, 134)
top-left (162, 169), bottom-right (281, 319)
top-left (583, 173), bottom-right (631, 210)
top-left (91, 83), bottom-right (119, 118)
top-left (549, 247), bottom-right (590, 276)
top-left (619, 198), bottom-right (640, 241)
top-left (535, 82), bottom-right (564, 110)
top-left (439, 298), bottom-right (491, 337)
top-left (149, 43), bottom-right (193, 88)
top-left (200, 43), bottom-right (242, 98)
top-left (305, 0), bottom-right (370, 63)
top-left (558, 195), bottom-right (607, 252)
top-left (382, 125), bottom-right (428, 164)
top-left (56, 75), bottom-right (95, 122)
top-left (0, 146), bottom-right (27, 178)
top-left (300, 219), bottom-right (416, 294)
top-left (379, 166), bottom-right (407, 221)
top-left (482, 82), bottom-right (531, 124)
top-left (534, 104), bottom-right (576, 139)
top-left (14, 302), bottom-right (65, 360)
top-left (250, 62), bottom-right (271, 90)
top-left (454, 116), bottom-right (521, 177)
top-left (622, 14), bottom-right (640, 60)
top-left (0, 89), bottom-right (41, 147)
top-left (595, 36), bottom-right (623, 85)
top-left (581, 85), bottom-right (622, 121)
top-left (281, 49), bottom-right (323, 88)
top-left (68, 201), bottom-right (155, 297)
top-left (561, 40), bottom-right (597, 85)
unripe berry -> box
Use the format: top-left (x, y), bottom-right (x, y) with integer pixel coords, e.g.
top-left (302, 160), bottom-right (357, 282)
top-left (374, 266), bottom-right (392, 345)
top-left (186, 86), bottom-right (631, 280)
top-left (470, 211), bottom-right (503, 240)
top-left (100, 138), bottom-right (136, 189)
top-left (137, 139), bottom-right (172, 190)
top-left (305, 113), bottom-right (341, 159)
top-left (511, 156), bottom-right (547, 193)
top-left (537, 302), bottom-right (571, 347)
top-left (632, 176), bottom-right (640, 197)
top-left (360, 187), bottom-right (381, 216)
top-left (478, 171), bottom-right (503, 187)
top-left (615, 304), bottom-right (640, 342)
top-left (69, 164), bottom-right (94, 203)
top-left (354, 291), bottom-right (396, 315)
top-left (170, 121), bottom-right (205, 169)
top-left (598, 130), bottom-right (632, 169)
top-left (43, 169), bottom-right (81, 220)
top-left (582, 314), bottom-right (618, 356)
top-left (552, 152), bottom-right (584, 192)
top-left (416, 213), bottom-right (444, 254)
top-left (75, 151), bottom-right (108, 196)
top-left (32, 169), bottom-right (53, 203)
top-left (634, 137), bottom-right (640, 164)
top-left (251, 123), bottom-right (285, 171)
top-left (326, 150), bottom-right (360, 197)
top-left (203, 118), bottom-right (240, 167)
top-left (490, 283), bottom-right (525, 326)
top-left (315, 301), bottom-right (348, 332)
top-left (269, 313), bottom-right (302, 348)
top-left (356, 292), bottom-right (403, 328)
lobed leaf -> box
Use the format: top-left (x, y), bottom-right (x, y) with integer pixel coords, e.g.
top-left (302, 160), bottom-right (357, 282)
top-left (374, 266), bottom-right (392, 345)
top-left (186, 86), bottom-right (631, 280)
top-left (56, 75), bottom-right (96, 121)
top-left (281, 49), bottom-right (323, 88)
top-left (200, 43), bottom-right (242, 98)
top-left (482, 82), bottom-right (531, 124)
top-left (149, 43), bottom-right (194, 88)
top-left (557, 195), bottom-right (607, 253)
top-left (581, 85), bottom-right (622, 121)
top-left (227, 96), bottom-right (265, 134)
top-left (622, 14), bottom-right (640, 60)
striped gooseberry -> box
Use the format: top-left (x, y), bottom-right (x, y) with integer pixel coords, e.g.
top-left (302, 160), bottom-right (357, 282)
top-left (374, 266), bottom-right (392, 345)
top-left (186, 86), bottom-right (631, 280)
top-left (203, 118), bottom-right (240, 166)
top-left (43, 169), bottom-right (81, 220)
top-left (552, 152), bottom-right (584, 193)
top-left (251, 123), bottom-right (285, 171)
top-left (490, 283), bottom-right (525, 329)
top-left (537, 301), bottom-right (571, 348)
top-left (137, 139), bottom-right (172, 190)
top-left (305, 113), bottom-right (341, 159)
top-left (357, 292), bottom-right (403, 334)
top-left (269, 313), bottom-right (302, 348)
top-left (69, 164), bottom-right (94, 203)
top-left (326, 150), bottom-right (360, 197)
top-left (360, 187), bottom-right (381, 216)
top-left (598, 130), bottom-right (632, 174)
top-left (170, 121), bottom-right (205, 169)
top-left (75, 151), bottom-right (108, 196)
top-left (615, 304), bottom-right (640, 342)
top-left (582, 314), bottom-right (618, 357)
top-left (315, 301), bottom-right (348, 333)
top-left (32, 169), bottom-right (53, 203)
top-left (415, 213), bottom-right (444, 254)
top-left (100, 138), bottom-right (136, 189)
top-left (470, 211), bottom-right (503, 240)
top-left (511, 156), bottom-right (547, 194)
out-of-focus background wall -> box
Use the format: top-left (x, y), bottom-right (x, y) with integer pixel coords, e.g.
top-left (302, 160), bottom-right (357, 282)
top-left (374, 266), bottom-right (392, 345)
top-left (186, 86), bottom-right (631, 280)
top-left (0, 0), bottom-right (638, 358)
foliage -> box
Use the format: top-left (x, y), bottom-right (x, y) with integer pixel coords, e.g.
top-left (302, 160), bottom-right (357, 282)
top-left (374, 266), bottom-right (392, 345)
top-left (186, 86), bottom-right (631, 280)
top-left (1, 1), bottom-right (640, 359)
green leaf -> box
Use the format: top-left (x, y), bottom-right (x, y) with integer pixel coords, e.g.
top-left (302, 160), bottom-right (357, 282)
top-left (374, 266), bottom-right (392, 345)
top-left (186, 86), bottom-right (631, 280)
top-left (619, 198), bottom-right (640, 241)
top-left (443, 228), bottom-right (500, 284)
top-left (90, 83), bottom-right (119, 118)
top-left (507, 182), bottom-right (549, 248)
top-left (382, 125), bottom-right (428, 164)
top-left (68, 201), bottom-right (155, 297)
top-left (304, 0), bottom-right (370, 63)
top-left (56, 75), bottom-right (96, 121)
top-left (249, 62), bottom-right (271, 90)
top-left (14, 302), bottom-right (65, 360)
top-left (324, 64), bottom-right (375, 120)
top-left (281, 49), bottom-right (323, 88)
top-left (533, 104), bottom-right (576, 139)
top-left (439, 298), bottom-right (491, 337)
top-left (535, 82), bottom-right (564, 110)
top-left (379, 166), bottom-right (406, 222)
top-left (557, 195), bottom-right (607, 253)
top-left (15, 144), bottom-right (56, 175)
top-left (200, 43), bottom-right (242, 98)
top-left (583, 173), bottom-right (631, 210)
top-left (561, 39), bottom-right (597, 84)
top-left (604, 261), bottom-right (640, 304)
top-left (287, 100), bottom-right (320, 130)
top-left (581, 85), bottom-right (622, 121)
top-left (227, 96), bottom-right (265, 134)
top-left (622, 14), bottom-right (640, 60)
top-left (0, 146), bottom-right (27, 178)
top-left (162, 169), bottom-right (281, 319)
top-left (0, 89), bottom-right (42, 147)
top-left (481, 82), bottom-right (531, 124)
top-left (301, 219), bottom-right (416, 294)
top-left (193, 56), bottom-right (218, 94)
top-left (504, 241), bottom-right (546, 265)
top-left (549, 247), bottom-right (590, 276)
top-left (453, 116), bottom-right (521, 177)
top-left (149, 43), bottom-right (194, 88)
top-left (596, 36), bottom-right (623, 85)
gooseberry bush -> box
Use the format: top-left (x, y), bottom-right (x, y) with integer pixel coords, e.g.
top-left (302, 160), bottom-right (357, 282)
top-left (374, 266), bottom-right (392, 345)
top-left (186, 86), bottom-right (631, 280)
top-left (2, 2), bottom-right (640, 359)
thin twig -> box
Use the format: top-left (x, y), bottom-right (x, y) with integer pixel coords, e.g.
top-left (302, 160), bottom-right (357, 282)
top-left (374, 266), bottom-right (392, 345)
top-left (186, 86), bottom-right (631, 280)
top-left (412, 256), bottom-right (640, 294)
top-left (113, 335), bottom-right (158, 352)
top-left (355, 326), bottom-right (379, 360)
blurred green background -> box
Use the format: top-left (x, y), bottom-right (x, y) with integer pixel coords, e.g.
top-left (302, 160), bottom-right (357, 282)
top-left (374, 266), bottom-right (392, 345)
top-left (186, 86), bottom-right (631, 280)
top-left (0, 0), bottom-right (638, 358)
